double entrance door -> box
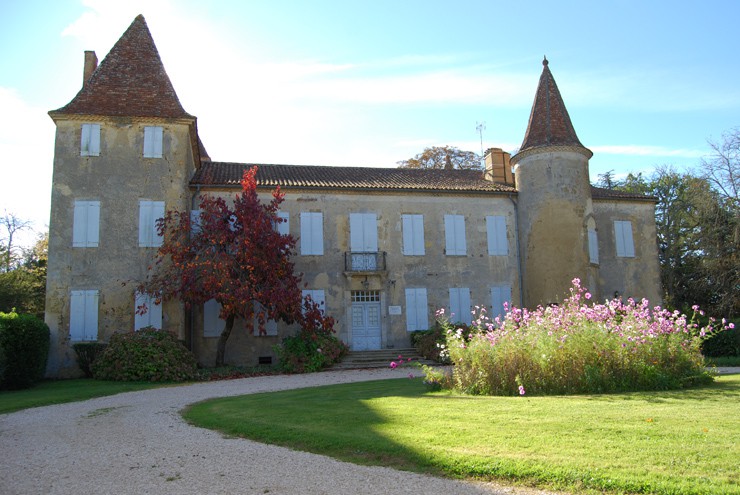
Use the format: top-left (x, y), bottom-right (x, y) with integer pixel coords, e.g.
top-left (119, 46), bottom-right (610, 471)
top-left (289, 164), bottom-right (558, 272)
top-left (351, 291), bottom-right (381, 351)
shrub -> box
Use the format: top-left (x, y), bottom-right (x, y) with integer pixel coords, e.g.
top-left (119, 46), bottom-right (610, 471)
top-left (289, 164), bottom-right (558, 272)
top-left (72, 342), bottom-right (108, 378)
top-left (410, 323), bottom-right (454, 364)
top-left (434, 279), bottom-right (732, 396)
top-left (91, 328), bottom-right (197, 382)
top-left (0, 311), bottom-right (50, 390)
top-left (701, 320), bottom-right (740, 357)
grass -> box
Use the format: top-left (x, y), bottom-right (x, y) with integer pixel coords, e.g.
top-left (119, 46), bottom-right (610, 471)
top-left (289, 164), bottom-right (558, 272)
top-left (0, 379), bottom-right (169, 415)
top-left (183, 374), bottom-right (740, 495)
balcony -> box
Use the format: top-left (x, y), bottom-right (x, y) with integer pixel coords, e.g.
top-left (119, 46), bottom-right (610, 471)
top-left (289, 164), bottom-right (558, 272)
top-left (344, 251), bottom-right (386, 272)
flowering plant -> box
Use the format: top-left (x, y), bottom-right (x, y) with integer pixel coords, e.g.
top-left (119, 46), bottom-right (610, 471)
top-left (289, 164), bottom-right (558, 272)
top-left (438, 279), bottom-right (733, 396)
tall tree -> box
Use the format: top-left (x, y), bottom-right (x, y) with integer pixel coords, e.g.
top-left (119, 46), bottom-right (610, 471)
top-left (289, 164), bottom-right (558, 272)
top-left (0, 233), bottom-right (47, 316)
top-left (397, 146), bottom-right (482, 170)
top-left (142, 167), bottom-right (333, 366)
top-left (0, 211), bottom-right (32, 272)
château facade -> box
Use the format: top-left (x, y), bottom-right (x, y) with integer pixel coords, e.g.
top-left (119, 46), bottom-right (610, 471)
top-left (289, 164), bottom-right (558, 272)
top-left (45, 16), bottom-right (661, 375)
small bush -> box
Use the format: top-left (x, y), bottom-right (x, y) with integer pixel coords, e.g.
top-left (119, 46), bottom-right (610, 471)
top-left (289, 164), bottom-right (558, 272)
top-left (410, 323), bottom-right (455, 364)
top-left (0, 311), bottom-right (50, 390)
top-left (276, 329), bottom-right (348, 373)
top-left (91, 328), bottom-right (197, 382)
top-left (72, 342), bottom-right (108, 378)
top-left (434, 279), bottom-right (732, 396)
top-left (701, 320), bottom-right (740, 357)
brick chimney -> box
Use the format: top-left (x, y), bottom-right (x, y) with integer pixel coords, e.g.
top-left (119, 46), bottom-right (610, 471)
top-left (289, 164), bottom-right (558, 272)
top-left (83, 51), bottom-right (98, 88)
top-left (484, 148), bottom-right (514, 186)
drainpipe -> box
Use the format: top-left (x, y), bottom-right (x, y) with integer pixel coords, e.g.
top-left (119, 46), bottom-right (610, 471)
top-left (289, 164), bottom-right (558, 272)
top-left (187, 185), bottom-right (201, 352)
top-left (508, 194), bottom-right (525, 308)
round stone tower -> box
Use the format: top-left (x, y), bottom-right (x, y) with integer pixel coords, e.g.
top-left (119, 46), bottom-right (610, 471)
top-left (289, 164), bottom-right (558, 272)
top-left (511, 58), bottom-right (594, 307)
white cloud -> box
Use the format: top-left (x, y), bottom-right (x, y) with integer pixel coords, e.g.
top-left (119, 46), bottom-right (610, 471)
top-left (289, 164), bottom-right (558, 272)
top-left (0, 87), bottom-right (55, 245)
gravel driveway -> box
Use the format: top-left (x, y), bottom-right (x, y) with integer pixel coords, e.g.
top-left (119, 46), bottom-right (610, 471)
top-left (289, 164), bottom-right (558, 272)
top-left (0, 369), bottom-right (555, 495)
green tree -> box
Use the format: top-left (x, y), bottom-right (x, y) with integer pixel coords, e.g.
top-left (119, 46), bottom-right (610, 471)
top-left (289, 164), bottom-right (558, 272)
top-left (397, 146), bottom-right (482, 170)
top-left (0, 234), bottom-right (47, 317)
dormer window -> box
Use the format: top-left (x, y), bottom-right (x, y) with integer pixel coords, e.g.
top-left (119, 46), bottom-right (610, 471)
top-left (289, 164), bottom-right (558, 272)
top-left (80, 123), bottom-right (100, 156)
top-left (143, 126), bottom-right (163, 158)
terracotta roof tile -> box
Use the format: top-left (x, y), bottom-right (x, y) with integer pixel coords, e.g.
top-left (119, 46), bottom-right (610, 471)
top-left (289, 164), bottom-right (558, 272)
top-left (191, 162), bottom-right (516, 193)
top-left (516, 58), bottom-right (591, 158)
top-left (50, 15), bottom-right (193, 120)
top-left (591, 186), bottom-right (657, 201)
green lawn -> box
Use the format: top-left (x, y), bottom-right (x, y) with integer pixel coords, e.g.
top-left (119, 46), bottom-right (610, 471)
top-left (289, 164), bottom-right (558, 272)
top-left (0, 379), bottom-right (169, 415)
top-left (183, 374), bottom-right (740, 495)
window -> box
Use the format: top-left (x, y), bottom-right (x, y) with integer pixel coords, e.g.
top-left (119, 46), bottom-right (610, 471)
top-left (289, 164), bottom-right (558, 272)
top-left (402, 214), bottom-right (425, 255)
top-left (134, 291), bottom-right (162, 330)
top-left (449, 288), bottom-right (472, 325)
top-left (203, 299), bottom-right (224, 338)
top-left (302, 289), bottom-right (326, 315)
top-left (139, 200), bottom-right (165, 247)
top-left (73, 200), bottom-right (100, 247)
top-left (486, 215), bottom-right (508, 256)
top-left (143, 126), bottom-right (163, 158)
top-left (588, 228), bottom-right (599, 264)
top-left (80, 123), bottom-right (100, 156)
top-left (405, 288), bottom-right (428, 331)
top-left (300, 212), bottom-right (323, 255)
top-left (253, 302), bottom-right (278, 336)
top-left (190, 210), bottom-right (202, 235)
top-left (276, 211), bottom-right (290, 236)
top-left (444, 214), bottom-right (466, 255)
top-left (491, 285), bottom-right (512, 322)
top-left (614, 220), bottom-right (635, 258)
top-left (70, 290), bottom-right (98, 341)
top-left (350, 213), bottom-right (378, 252)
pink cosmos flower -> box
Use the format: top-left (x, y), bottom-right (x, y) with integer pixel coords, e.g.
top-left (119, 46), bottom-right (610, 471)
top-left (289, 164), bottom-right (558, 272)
top-left (518, 385), bottom-right (526, 395)
top-left (390, 361), bottom-right (398, 369)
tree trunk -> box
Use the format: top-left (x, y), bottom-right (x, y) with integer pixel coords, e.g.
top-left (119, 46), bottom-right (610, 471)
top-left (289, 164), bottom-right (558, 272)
top-left (215, 314), bottom-right (235, 367)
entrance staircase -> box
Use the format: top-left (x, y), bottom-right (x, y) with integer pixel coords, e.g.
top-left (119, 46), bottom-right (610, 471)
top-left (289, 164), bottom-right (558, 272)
top-left (331, 347), bottom-right (436, 370)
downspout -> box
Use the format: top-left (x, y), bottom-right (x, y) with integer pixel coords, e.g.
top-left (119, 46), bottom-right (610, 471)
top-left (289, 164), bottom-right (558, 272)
top-left (508, 194), bottom-right (525, 308)
top-left (187, 184), bottom-right (201, 352)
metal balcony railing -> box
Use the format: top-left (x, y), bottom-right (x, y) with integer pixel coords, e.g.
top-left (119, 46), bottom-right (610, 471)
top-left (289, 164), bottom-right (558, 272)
top-left (344, 251), bottom-right (386, 272)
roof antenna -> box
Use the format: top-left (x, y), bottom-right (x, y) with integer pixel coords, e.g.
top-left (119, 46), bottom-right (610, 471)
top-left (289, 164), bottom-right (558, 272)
top-left (476, 121), bottom-right (486, 154)
top-left (476, 121), bottom-right (486, 165)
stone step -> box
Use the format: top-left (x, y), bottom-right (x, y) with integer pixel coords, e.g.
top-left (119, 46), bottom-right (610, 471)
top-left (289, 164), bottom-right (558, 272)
top-left (331, 348), bottom-right (436, 370)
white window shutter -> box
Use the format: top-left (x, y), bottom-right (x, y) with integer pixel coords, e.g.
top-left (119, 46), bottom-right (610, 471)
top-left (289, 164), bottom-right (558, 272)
top-left (445, 215), bottom-right (466, 255)
top-left (486, 215), bottom-right (508, 256)
top-left (276, 212), bottom-right (289, 235)
top-left (73, 201), bottom-right (100, 247)
top-left (135, 291), bottom-right (162, 330)
top-left (491, 285), bottom-right (512, 322)
top-left (302, 289), bottom-right (326, 314)
top-left (402, 214), bottom-right (425, 255)
top-left (139, 201), bottom-right (165, 247)
top-left (203, 299), bottom-right (224, 337)
top-left (449, 288), bottom-right (472, 325)
top-left (70, 290), bottom-right (99, 341)
top-left (190, 210), bottom-right (202, 235)
top-left (615, 221), bottom-right (635, 258)
top-left (73, 202), bottom-right (87, 247)
top-left (588, 228), bottom-right (599, 264)
top-left (143, 126), bottom-right (163, 158)
top-left (350, 213), bottom-right (377, 252)
top-left (405, 288), bottom-right (428, 332)
top-left (81, 124), bottom-right (100, 156)
top-left (300, 212), bottom-right (323, 255)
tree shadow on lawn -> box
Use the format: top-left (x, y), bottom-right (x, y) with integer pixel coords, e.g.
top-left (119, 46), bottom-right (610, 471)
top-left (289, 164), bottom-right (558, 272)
top-left (580, 374), bottom-right (740, 403)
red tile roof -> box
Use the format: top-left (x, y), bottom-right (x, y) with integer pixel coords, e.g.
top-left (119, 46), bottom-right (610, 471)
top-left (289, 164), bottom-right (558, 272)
top-left (50, 15), bottom-right (193, 120)
top-left (191, 162), bottom-right (517, 193)
top-left (515, 58), bottom-right (591, 159)
top-left (591, 186), bottom-right (657, 201)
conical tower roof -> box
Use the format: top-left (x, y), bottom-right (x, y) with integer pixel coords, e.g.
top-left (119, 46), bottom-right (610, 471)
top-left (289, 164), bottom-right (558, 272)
top-left (512, 58), bottom-right (591, 163)
top-left (50, 15), bottom-right (193, 120)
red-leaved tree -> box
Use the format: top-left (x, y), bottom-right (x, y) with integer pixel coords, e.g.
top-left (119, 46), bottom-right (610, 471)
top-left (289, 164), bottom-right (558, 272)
top-left (141, 166), bottom-right (334, 366)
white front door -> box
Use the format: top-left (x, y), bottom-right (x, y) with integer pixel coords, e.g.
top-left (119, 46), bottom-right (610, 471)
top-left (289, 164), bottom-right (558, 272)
top-left (351, 291), bottom-right (381, 351)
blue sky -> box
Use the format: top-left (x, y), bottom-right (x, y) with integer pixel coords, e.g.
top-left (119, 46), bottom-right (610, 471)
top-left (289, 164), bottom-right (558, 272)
top-left (1, 0), bottom-right (739, 246)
